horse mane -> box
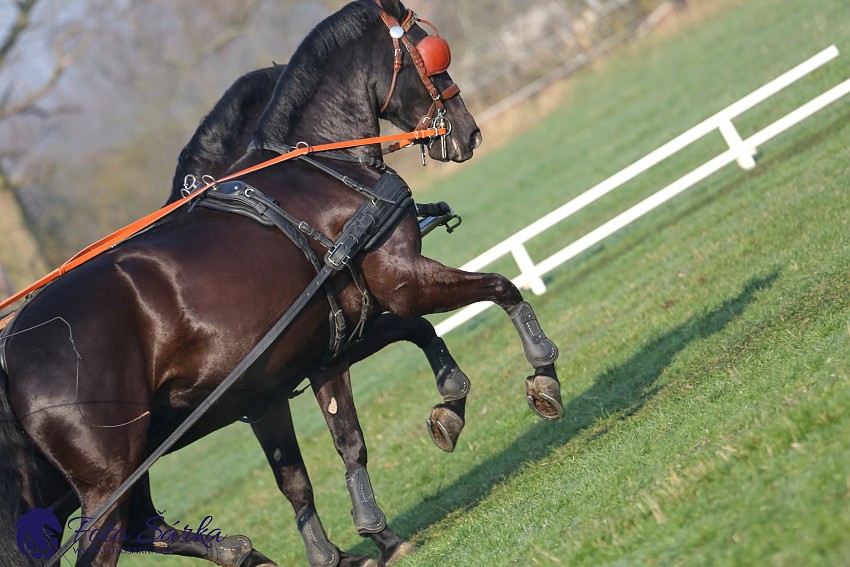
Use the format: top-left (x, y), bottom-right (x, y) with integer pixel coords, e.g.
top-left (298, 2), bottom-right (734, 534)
top-left (170, 64), bottom-right (285, 201)
top-left (253, 0), bottom-right (392, 149)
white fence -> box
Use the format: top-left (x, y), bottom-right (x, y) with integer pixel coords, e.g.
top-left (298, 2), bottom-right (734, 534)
top-left (435, 45), bottom-right (850, 336)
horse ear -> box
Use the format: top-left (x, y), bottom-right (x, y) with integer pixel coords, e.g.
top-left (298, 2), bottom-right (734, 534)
top-left (377, 0), bottom-right (403, 19)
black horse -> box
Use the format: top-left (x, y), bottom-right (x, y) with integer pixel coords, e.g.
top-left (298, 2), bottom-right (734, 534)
top-left (0, 1), bottom-right (563, 566)
top-left (170, 62), bottom-right (471, 455)
top-left (132, 59), bottom-right (472, 567)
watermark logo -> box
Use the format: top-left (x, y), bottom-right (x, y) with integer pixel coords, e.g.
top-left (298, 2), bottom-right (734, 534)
top-left (16, 507), bottom-right (62, 560)
top-left (15, 508), bottom-right (227, 559)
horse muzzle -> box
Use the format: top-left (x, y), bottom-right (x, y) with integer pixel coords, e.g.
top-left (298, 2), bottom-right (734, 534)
top-left (429, 125), bottom-right (482, 163)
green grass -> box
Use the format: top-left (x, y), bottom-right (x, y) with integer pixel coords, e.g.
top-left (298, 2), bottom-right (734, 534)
top-left (123, 0), bottom-right (850, 565)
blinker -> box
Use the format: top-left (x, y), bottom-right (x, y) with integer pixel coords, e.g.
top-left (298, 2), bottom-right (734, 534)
top-left (412, 16), bottom-right (451, 76)
top-left (416, 34), bottom-right (451, 76)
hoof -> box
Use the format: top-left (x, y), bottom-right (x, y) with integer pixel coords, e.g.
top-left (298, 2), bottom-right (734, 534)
top-left (210, 535), bottom-right (254, 567)
top-left (525, 375), bottom-right (564, 420)
top-left (426, 404), bottom-right (464, 452)
top-left (384, 541), bottom-right (418, 566)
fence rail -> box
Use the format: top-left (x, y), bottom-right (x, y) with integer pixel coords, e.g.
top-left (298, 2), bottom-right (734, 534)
top-left (435, 45), bottom-right (850, 336)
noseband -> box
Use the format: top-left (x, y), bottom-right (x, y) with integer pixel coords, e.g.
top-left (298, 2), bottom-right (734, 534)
top-left (375, 4), bottom-right (460, 138)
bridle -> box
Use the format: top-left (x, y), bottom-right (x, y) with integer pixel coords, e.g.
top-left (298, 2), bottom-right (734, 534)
top-left (374, 2), bottom-right (460, 158)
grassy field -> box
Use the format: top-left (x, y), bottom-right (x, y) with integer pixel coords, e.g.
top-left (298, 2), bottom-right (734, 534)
top-left (125, 0), bottom-right (850, 565)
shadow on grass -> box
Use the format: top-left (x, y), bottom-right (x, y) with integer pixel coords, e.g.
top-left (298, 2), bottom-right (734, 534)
top-left (353, 270), bottom-right (778, 554)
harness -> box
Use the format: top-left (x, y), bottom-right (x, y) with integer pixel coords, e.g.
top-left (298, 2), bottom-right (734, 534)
top-left (193, 165), bottom-right (413, 358)
top-left (192, 142), bottom-right (461, 357)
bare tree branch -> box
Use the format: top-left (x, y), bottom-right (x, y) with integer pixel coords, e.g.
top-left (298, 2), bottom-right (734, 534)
top-left (0, 20), bottom-right (86, 121)
top-left (0, 0), bottom-right (39, 70)
top-left (166, 0), bottom-right (265, 72)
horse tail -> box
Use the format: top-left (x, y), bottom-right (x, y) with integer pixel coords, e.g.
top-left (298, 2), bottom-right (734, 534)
top-left (0, 365), bottom-right (53, 566)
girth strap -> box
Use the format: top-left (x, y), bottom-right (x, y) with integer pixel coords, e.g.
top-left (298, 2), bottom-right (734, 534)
top-left (326, 171), bottom-right (413, 269)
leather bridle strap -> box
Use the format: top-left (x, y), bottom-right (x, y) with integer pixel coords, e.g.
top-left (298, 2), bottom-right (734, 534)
top-left (375, 7), bottom-right (460, 121)
top-left (378, 10), bottom-right (415, 114)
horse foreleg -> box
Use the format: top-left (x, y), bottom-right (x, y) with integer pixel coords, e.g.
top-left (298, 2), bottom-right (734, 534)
top-left (346, 313), bottom-right (469, 452)
top-left (369, 255), bottom-right (564, 421)
top-left (250, 392), bottom-right (377, 567)
top-left (309, 363), bottom-right (416, 566)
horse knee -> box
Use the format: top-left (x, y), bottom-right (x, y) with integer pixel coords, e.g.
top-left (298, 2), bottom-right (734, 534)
top-left (491, 274), bottom-right (523, 306)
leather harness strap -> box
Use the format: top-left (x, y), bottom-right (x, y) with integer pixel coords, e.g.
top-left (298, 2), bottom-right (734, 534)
top-left (0, 312), bottom-right (11, 374)
top-left (378, 9), bottom-right (415, 114)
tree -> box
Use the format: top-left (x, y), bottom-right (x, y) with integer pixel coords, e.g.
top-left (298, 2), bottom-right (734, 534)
top-left (0, 0), bottom-right (100, 301)
top-left (0, 0), bottom-right (268, 300)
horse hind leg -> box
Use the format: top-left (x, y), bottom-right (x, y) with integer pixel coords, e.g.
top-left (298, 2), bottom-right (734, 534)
top-left (55, 434), bottom-right (145, 566)
top-left (17, 408), bottom-right (150, 566)
top-left (125, 473), bottom-right (273, 567)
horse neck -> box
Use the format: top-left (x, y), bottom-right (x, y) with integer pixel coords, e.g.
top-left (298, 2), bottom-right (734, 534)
top-left (260, 54), bottom-right (383, 161)
top-left (170, 97), bottom-right (274, 204)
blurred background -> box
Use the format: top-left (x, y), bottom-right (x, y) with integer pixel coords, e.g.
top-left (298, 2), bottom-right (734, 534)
top-left (0, 0), bottom-right (677, 300)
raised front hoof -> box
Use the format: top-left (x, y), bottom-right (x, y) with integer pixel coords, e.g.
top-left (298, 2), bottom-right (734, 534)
top-left (525, 375), bottom-right (564, 420)
top-left (383, 541), bottom-right (418, 566)
top-left (426, 404), bottom-right (465, 452)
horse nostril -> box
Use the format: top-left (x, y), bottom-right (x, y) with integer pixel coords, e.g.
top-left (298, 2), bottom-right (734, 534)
top-left (470, 129), bottom-right (483, 150)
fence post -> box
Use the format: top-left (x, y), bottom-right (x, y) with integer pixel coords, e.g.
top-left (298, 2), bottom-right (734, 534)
top-left (510, 244), bottom-right (547, 295)
top-left (718, 119), bottom-right (758, 170)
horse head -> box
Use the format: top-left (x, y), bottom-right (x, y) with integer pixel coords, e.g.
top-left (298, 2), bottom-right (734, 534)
top-left (372, 0), bottom-right (482, 162)
top-left (253, 0), bottom-right (481, 164)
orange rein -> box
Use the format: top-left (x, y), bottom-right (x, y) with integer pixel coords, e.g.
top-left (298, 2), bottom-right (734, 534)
top-left (0, 126), bottom-right (446, 315)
